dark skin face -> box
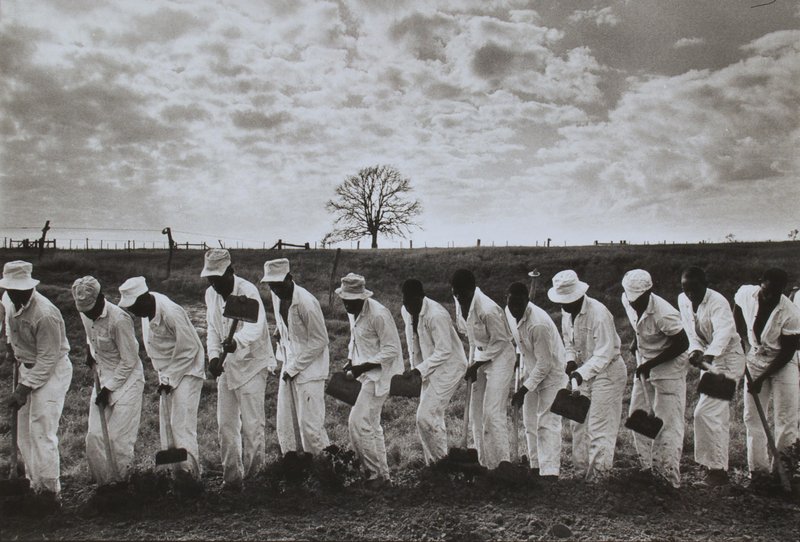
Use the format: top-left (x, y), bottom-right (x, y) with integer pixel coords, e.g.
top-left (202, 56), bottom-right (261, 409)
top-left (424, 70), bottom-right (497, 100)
top-left (629, 290), bottom-right (652, 318)
top-left (7, 289), bottom-right (34, 310)
top-left (267, 274), bottom-right (294, 300)
top-left (83, 293), bottom-right (106, 321)
top-left (759, 280), bottom-right (783, 307)
top-left (506, 292), bottom-right (528, 322)
top-left (342, 298), bottom-right (365, 316)
top-left (402, 292), bottom-right (424, 317)
top-left (681, 273), bottom-right (707, 309)
top-left (207, 267), bottom-right (235, 299)
top-left (559, 296), bottom-right (585, 318)
top-left (126, 293), bottom-right (156, 320)
top-left (451, 284), bottom-right (475, 317)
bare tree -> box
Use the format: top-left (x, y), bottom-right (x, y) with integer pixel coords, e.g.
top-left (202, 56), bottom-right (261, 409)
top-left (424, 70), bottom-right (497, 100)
top-left (789, 229), bottom-right (798, 241)
top-left (325, 165), bottom-right (422, 249)
top-left (725, 233), bottom-right (736, 243)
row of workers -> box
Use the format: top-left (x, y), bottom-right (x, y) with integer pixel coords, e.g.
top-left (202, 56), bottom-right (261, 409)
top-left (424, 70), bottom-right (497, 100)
top-left (1, 254), bottom-right (798, 502)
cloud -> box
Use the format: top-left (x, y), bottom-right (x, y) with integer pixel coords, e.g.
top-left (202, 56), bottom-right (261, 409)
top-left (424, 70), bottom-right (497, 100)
top-left (231, 110), bottom-right (291, 130)
top-left (568, 7), bottom-right (620, 27)
top-left (673, 37), bottom-right (706, 49)
top-left (115, 7), bottom-right (207, 50)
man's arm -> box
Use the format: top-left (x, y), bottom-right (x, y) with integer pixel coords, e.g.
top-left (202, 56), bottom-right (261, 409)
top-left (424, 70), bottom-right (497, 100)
top-left (522, 323), bottom-right (559, 391)
top-left (733, 304), bottom-right (750, 353)
top-left (473, 305), bottom-right (513, 363)
top-left (575, 310), bottom-right (619, 382)
top-left (285, 297), bottom-right (329, 377)
top-left (18, 315), bottom-right (65, 389)
top-left (415, 312), bottom-right (457, 379)
top-left (205, 289), bottom-right (223, 360)
top-left (704, 297), bottom-right (738, 358)
top-left (232, 287), bottom-right (268, 351)
top-left (107, 312), bottom-right (141, 392)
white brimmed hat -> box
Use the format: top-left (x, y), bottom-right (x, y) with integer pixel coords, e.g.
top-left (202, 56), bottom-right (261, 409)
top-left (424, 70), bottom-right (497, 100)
top-left (335, 273), bottom-right (373, 300)
top-left (200, 249), bottom-right (231, 277)
top-left (0, 261), bottom-right (40, 290)
top-left (118, 276), bottom-right (149, 308)
top-left (622, 269), bottom-right (653, 302)
top-left (261, 258), bottom-right (290, 283)
top-left (547, 270), bottom-right (589, 304)
top-left (72, 276), bottom-right (101, 312)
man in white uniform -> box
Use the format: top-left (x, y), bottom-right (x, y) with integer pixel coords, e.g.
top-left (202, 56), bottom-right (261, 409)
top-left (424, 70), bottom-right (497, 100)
top-left (733, 268), bottom-right (800, 484)
top-left (400, 279), bottom-right (467, 465)
top-left (2, 261), bottom-right (72, 507)
top-left (506, 282), bottom-right (567, 479)
top-left (203, 249), bottom-right (274, 491)
top-left (119, 276), bottom-right (205, 491)
top-left (262, 258), bottom-right (330, 456)
top-left (549, 270), bottom-right (627, 482)
top-left (72, 276), bottom-right (144, 489)
top-left (620, 270), bottom-right (689, 488)
top-left (450, 269), bottom-right (516, 470)
top-left (338, 273), bottom-right (403, 487)
top-left (679, 266), bottom-right (745, 487)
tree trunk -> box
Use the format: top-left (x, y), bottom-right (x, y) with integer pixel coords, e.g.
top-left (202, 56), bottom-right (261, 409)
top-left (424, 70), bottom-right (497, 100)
top-left (371, 230), bottom-right (378, 248)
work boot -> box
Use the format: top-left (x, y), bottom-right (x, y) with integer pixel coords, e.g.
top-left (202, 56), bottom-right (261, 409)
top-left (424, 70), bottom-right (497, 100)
top-left (27, 490), bottom-right (61, 515)
top-left (698, 468), bottom-right (728, 487)
top-left (221, 480), bottom-right (243, 493)
top-left (746, 471), bottom-right (774, 491)
top-left (530, 467), bottom-right (540, 478)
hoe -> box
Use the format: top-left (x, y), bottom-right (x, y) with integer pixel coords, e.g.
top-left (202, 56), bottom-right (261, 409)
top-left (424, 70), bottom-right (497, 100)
top-left (0, 355), bottom-right (30, 497)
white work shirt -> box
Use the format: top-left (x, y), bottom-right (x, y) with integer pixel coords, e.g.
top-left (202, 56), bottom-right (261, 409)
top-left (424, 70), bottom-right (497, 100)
top-left (271, 284), bottom-right (329, 384)
top-left (347, 297), bottom-right (404, 396)
top-left (621, 293), bottom-right (688, 380)
top-left (454, 287), bottom-right (515, 363)
top-left (678, 288), bottom-right (741, 358)
top-left (505, 302), bottom-right (567, 391)
top-left (734, 285), bottom-right (800, 369)
top-left (80, 301), bottom-right (144, 403)
top-left (1, 291), bottom-right (70, 389)
top-left (141, 292), bottom-right (205, 387)
top-left (401, 297), bottom-right (467, 380)
top-left (561, 296), bottom-right (623, 382)
top-left (206, 276), bottom-right (275, 390)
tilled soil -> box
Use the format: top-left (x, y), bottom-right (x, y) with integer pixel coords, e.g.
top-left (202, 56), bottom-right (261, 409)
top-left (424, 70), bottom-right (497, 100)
top-left (2, 464), bottom-right (799, 541)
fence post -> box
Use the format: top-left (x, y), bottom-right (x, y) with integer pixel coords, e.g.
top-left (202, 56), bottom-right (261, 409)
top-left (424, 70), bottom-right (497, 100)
top-left (409, 240), bottom-right (413, 249)
top-left (477, 239), bottom-right (480, 247)
top-left (85, 238), bottom-right (89, 250)
top-left (162, 227), bottom-right (175, 279)
top-left (356, 240), bottom-right (360, 249)
top-left (38, 220), bottom-right (50, 261)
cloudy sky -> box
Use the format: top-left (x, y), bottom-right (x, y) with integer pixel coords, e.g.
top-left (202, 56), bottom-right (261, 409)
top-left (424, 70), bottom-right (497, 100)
top-left (1, 0), bottom-right (798, 248)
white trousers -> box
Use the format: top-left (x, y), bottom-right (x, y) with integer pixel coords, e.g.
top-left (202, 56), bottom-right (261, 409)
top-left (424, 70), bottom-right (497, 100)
top-left (693, 350), bottom-right (745, 471)
top-left (86, 378), bottom-right (144, 485)
top-left (629, 376), bottom-right (686, 487)
top-left (349, 380), bottom-right (390, 480)
top-left (470, 353), bottom-right (515, 469)
top-left (571, 357), bottom-right (626, 481)
top-left (743, 361), bottom-right (799, 474)
top-left (522, 373), bottom-right (564, 476)
top-left (159, 375), bottom-right (203, 479)
top-left (17, 357), bottom-right (72, 494)
top-left (417, 371), bottom-right (461, 465)
top-left (277, 378), bottom-right (329, 455)
top-left (218, 370), bottom-right (267, 485)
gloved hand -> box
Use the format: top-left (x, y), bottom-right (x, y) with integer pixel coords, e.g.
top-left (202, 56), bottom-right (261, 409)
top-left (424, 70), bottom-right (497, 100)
top-left (635, 362), bottom-right (654, 381)
top-left (222, 338), bottom-right (237, 354)
top-left (95, 387), bottom-right (112, 408)
top-left (404, 368), bottom-right (421, 378)
top-left (282, 371), bottom-right (295, 382)
top-left (570, 372), bottom-right (583, 387)
top-left (7, 383), bottom-right (32, 410)
top-left (208, 357), bottom-right (224, 378)
top-left (565, 360), bottom-right (577, 375)
top-left (350, 362), bottom-right (380, 378)
top-left (747, 376), bottom-right (764, 395)
top-left (86, 350), bottom-right (96, 368)
top-left (701, 354), bottom-right (715, 368)
top-left (464, 361), bottom-right (488, 382)
top-left (157, 383), bottom-right (174, 396)
top-left (688, 350), bottom-right (704, 368)
top-left (511, 385), bottom-right (528, 408)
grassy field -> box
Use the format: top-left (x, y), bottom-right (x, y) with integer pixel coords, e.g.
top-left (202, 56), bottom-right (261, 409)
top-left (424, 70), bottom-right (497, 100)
top-left (1, 241), bottom-right (798, 487)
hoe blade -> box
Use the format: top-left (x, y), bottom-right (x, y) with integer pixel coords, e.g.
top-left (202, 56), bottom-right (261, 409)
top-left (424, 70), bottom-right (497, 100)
top-left (223, 295), bottom-right (260, 323)
top-left (155, 447), bottom-right (188, 466)
top-left (625, 409), bottom-right (664, 439)
top-left (698, 372), bottom-right (736, 401)
top-left (550, 388), bottom-right (591, 424)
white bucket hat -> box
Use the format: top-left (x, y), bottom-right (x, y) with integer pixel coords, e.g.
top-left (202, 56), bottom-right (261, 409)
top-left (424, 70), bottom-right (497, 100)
top-left (200, 249), bottom-right (231, 277)
top-left (261, 258), bottom-right (290, 283)
top-left (0, 260), bottom-right (40, 290)
top-left (335, 273), bottom-right (373, 300)
top-left (547, 270), bottom-right (589, 304)
top-left (118, 276), bottom-right (149, 308)
top-left (622, 269), bottom-right (653, 302)
top-left (72, 276), bottom-right (101, 312)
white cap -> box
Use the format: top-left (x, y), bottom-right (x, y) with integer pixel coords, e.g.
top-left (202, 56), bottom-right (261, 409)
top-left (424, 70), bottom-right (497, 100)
top-left (0, 260), bottom-right (40, 290)
top-left (547, 270), bottom-right (589, 304)
top-left (335, 273), bottom-right (373, 300)
top-left (200, 249), bottom-right (231, 277)
top-left (622, 269), bottom-right (653, 302)
top-left (118, 276), bottom-right (148, 308)
top-left (72, 276), bottom-right (101, 312)
top-left (261, 258), bottom-right (290, 283)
